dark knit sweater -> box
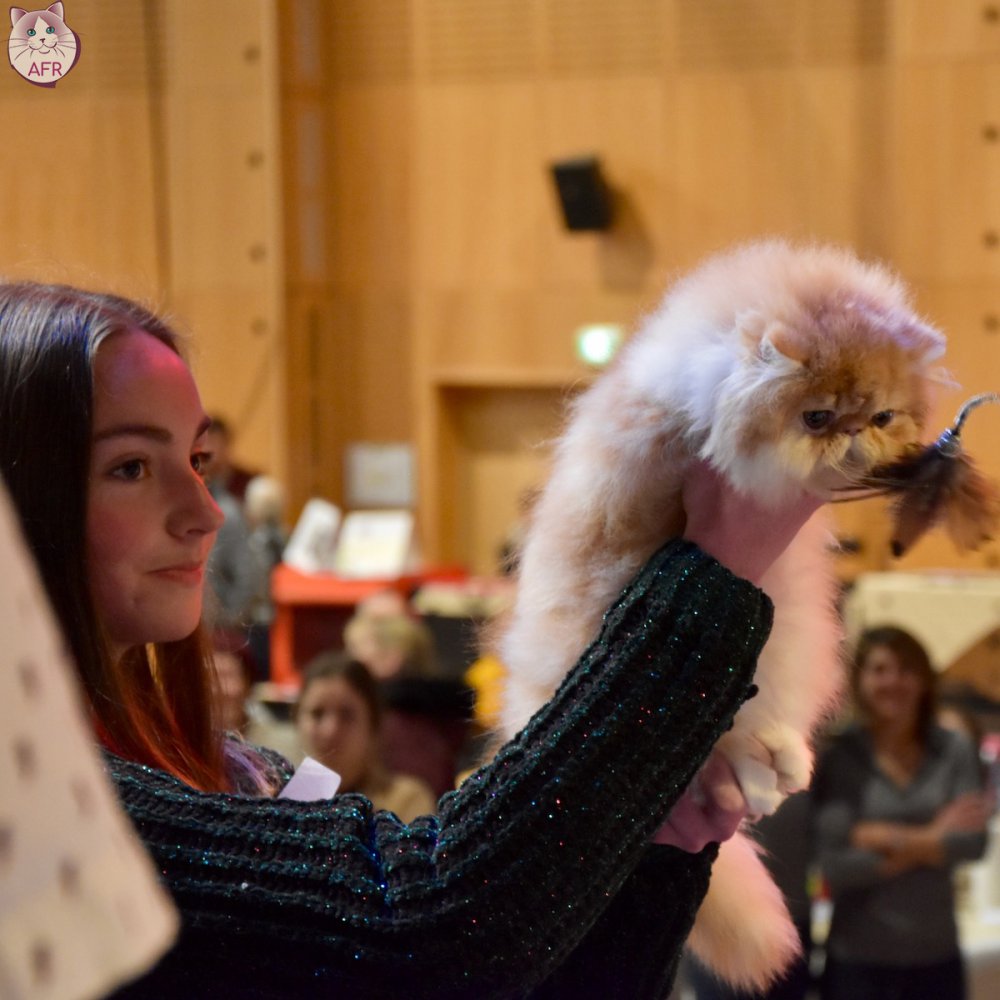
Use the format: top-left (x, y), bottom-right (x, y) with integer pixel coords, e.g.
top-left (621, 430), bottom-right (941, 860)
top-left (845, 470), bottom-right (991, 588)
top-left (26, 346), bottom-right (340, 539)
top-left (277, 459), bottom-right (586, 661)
top-left (108, 540), bottom-right (772, 999)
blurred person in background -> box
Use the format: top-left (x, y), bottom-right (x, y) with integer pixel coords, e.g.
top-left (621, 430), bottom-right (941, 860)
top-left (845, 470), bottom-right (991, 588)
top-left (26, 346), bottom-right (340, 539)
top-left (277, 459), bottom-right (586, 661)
top-left (812, 626), bottom-right (992, 1000)
top-left (294, 651), bottom-right (437, 823)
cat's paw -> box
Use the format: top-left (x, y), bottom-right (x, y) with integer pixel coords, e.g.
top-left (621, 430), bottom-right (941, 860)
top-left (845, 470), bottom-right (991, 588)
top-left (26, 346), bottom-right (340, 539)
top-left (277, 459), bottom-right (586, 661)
top-left (731, 756), bottom-right (783, 817)
top-left (717, 725), bottom-right (812, 817)
top-left (769, 728), bottom-right (812, 795)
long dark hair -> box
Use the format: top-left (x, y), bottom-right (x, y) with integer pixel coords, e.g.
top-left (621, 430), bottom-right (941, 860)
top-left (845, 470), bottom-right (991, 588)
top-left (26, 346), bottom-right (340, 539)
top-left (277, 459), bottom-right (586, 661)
top-left (0, 282), bottom-right (242, 791)
top-left (851, 625), bottom-right (938, 740)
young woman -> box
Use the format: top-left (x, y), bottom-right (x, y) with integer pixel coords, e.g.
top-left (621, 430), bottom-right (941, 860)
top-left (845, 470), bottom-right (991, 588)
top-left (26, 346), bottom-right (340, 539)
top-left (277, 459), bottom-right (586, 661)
top-left (0, 281), bottom-right (821, 998)
top-left (812, 626), bottom-right (992, 1000)
top-left (295, 652), bottom-right (438, 823)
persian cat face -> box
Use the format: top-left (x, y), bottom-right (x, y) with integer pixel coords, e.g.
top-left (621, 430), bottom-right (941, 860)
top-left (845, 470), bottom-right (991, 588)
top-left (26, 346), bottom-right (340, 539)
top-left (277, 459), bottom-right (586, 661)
top-left (688, 242), bottom-right (946, 502)
top-left (721, 299), bottom-right (944, 500)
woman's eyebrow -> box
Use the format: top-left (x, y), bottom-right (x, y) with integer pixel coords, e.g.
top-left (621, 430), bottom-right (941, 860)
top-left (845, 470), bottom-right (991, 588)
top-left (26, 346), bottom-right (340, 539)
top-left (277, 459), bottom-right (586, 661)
top-left (93, 423), bottom-right (172, 444)
top-left (93, 416), bottom-right (212, 445)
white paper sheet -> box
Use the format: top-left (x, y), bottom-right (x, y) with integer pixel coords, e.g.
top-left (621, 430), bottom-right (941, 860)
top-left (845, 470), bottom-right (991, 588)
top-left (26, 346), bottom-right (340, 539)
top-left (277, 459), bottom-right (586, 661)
top-left (277, 757), bottom-right (342, 801)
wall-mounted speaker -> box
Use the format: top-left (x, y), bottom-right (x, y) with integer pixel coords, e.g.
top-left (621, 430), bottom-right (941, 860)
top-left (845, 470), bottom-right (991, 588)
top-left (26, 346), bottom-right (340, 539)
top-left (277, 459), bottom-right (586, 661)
top-left (549, 156), bottom-right (613, 232)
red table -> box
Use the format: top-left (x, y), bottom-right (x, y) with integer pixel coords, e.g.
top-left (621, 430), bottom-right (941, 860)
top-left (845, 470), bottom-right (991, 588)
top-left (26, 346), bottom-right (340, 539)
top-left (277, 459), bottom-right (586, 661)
top-left (269, 563), bottom-right (467, 686)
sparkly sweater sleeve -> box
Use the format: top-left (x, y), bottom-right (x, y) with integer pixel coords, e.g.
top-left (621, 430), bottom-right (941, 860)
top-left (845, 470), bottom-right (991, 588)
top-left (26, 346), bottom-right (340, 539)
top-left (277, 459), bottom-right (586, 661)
top-left (107, 539), bottom-right (771, 999)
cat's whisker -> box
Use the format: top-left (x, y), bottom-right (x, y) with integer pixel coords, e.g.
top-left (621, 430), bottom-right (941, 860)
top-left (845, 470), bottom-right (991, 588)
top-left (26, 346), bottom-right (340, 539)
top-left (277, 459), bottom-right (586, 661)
top-left (829, 478), bottom-right (876, 492)
top-left (829, 488), bottom-right (891, 504)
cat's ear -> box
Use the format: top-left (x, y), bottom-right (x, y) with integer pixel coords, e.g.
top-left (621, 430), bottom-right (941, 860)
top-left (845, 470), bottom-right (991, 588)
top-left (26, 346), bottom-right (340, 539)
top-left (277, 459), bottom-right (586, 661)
top-left (738, 311), bottom-right (807, 366)
top-left (10, 8), bottom-right (27, 28)
top-left (46, 2), bottom-right (64, 19)
top-left (899, 317), bottom-right (946, 365)
top-left (763, 323), bottom-right (809, 364)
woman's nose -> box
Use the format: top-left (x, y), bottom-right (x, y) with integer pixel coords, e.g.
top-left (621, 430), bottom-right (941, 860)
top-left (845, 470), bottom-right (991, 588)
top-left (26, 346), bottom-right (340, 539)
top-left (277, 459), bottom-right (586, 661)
top-left (168, 470), bottom-right (225, 537)
top-left (317, 718), bottom-right (340, 746)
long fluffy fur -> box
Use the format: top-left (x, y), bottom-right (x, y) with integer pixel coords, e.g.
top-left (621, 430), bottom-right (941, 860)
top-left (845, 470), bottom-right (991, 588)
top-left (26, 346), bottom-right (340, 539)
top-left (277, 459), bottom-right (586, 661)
top-left (495, 239), bottom-right (946, 990)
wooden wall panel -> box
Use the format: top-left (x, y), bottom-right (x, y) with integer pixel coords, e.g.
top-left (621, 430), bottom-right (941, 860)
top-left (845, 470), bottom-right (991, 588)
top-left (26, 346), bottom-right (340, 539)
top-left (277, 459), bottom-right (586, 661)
top-left (543, 0), bottom-right (666, 75)
top-left (283, 289), bottom-right (340, 505)
top-left (413, 83), bottom-right (543, 290)
top-left (158, 1), bottom-right (286, 484)
top-left (894, 1), bottom-right (1000, 59)
top-left (327, 88), bottom-right (414, 286)
top-left (672, 71), bottom-right (806, 255)
top-left (796, 67), bottom-right (892, 255)
top-left (280, 0), bottom-right (416, 518)
top-left (282, 288), bottom-right (416, 511)
top-left (440, 386), bottom-right (574, 573)
top-left (0, 1), bottom-right (286, 486)
top-left (538, 78), bottom-right (672, 292)
top-left (891, 64), bottom-right (1000, 283)
top-left (275, 1), bottom-right (1000, 578)
top-left (0, 1), bottom-right (160, 295)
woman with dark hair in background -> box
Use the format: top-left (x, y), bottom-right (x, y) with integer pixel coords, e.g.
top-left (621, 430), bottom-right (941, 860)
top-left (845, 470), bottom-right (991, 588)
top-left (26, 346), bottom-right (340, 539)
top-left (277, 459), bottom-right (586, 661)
top-left (812, 626), bottom-right (992, 1000)
top-left (294, 651), bottom-right (437, 823)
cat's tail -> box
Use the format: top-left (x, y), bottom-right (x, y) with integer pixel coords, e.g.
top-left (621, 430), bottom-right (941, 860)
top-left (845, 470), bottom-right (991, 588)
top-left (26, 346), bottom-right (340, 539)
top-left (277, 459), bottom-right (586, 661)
top-left (686, 830), bottom-right (800, 992)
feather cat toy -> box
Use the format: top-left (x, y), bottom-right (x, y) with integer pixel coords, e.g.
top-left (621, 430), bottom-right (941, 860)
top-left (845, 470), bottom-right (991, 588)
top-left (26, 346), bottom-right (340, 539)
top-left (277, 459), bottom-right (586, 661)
top-left (837, 392), bottom-right (1000, 556)
top-left (494, 239), bottom-right (956, 990)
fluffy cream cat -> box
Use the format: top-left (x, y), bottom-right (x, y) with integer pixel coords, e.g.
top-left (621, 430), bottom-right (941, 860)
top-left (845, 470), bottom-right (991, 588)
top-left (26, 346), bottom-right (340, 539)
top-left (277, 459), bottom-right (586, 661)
top-left (496, 239), bottom-right (947, 990)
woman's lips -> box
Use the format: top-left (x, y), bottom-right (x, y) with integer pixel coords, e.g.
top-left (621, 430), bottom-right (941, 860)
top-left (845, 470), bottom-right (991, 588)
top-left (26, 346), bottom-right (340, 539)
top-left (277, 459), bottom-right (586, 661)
top-left (150, 563), bottom-right (205, 586)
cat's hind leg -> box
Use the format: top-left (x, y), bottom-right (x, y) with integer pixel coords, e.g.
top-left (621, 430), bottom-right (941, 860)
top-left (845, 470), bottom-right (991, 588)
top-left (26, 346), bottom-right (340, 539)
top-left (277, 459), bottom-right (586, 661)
top-left (686, 829), bottom-right (800, 991)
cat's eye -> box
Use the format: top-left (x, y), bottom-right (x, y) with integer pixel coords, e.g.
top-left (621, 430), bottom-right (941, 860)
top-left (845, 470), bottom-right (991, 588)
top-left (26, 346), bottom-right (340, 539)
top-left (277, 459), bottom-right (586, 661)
top-left (802, 410), bottom-right (834, 432)
top-left (46, 26), bottom-right (55, 34)
top-left (26, 28), bottom-right (35, 36)
top-left (871, 410), bottom-right (894, 428)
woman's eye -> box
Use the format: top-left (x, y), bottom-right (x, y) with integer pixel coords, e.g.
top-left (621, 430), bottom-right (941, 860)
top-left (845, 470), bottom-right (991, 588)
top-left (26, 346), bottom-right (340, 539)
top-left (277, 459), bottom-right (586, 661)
top-left (871, 410), bottom-right (894, 428)
top-left (111, 459), bottom-right (147, 481)
top-left (191, 451), bottom-right (212, 476)
top-left (802, 410), bottom-right (834, 431)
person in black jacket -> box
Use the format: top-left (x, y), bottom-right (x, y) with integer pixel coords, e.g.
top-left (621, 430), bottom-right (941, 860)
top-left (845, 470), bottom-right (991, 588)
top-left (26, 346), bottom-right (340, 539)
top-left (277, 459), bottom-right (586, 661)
top-left (0, 280), bottom-right (820, 998)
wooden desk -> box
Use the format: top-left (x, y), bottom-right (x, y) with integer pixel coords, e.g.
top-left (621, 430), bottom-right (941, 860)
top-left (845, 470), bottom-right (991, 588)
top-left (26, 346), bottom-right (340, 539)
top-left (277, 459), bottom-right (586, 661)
top-left (269, 563), bottom-right (467, 685)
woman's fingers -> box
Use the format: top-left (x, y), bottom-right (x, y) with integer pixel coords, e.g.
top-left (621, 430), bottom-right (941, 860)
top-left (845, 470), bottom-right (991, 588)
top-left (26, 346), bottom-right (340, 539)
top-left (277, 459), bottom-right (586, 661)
top-left (651, 752), bottom-right (749, 852)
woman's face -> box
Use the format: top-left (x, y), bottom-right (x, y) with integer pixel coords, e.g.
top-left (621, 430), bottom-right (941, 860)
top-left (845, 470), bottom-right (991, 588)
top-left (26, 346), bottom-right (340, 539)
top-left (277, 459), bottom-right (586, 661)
top-left (86, 329), bottom-right (223, 659)
top-left (296, 676), bottom-right (374, 789)
top-left (857, 644), bottom-right (926, 729)
top-left (213, 650), bottom-right (250, 732)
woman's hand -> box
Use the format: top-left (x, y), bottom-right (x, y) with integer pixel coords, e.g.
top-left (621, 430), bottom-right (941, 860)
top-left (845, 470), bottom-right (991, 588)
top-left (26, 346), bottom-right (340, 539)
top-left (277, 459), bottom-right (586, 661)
top-left (652, 750), bottom-right (748, 852)
top-left (852, 791), bottom-right (994, 875)
top-left (932, 791), bottom-right (994, 836)
top-left (681, 459), bottom-right (824, 586)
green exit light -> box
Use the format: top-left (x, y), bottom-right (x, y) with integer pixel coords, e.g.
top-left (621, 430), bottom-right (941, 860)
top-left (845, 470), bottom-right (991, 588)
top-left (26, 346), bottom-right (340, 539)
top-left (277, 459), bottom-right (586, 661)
top-left (575, 323), bottom-right (623, 367)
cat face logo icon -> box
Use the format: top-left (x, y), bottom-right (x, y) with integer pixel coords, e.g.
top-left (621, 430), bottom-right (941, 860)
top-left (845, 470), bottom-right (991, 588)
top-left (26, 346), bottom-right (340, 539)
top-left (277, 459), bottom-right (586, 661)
top-left (8, 2), bottom-right (80, 87)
